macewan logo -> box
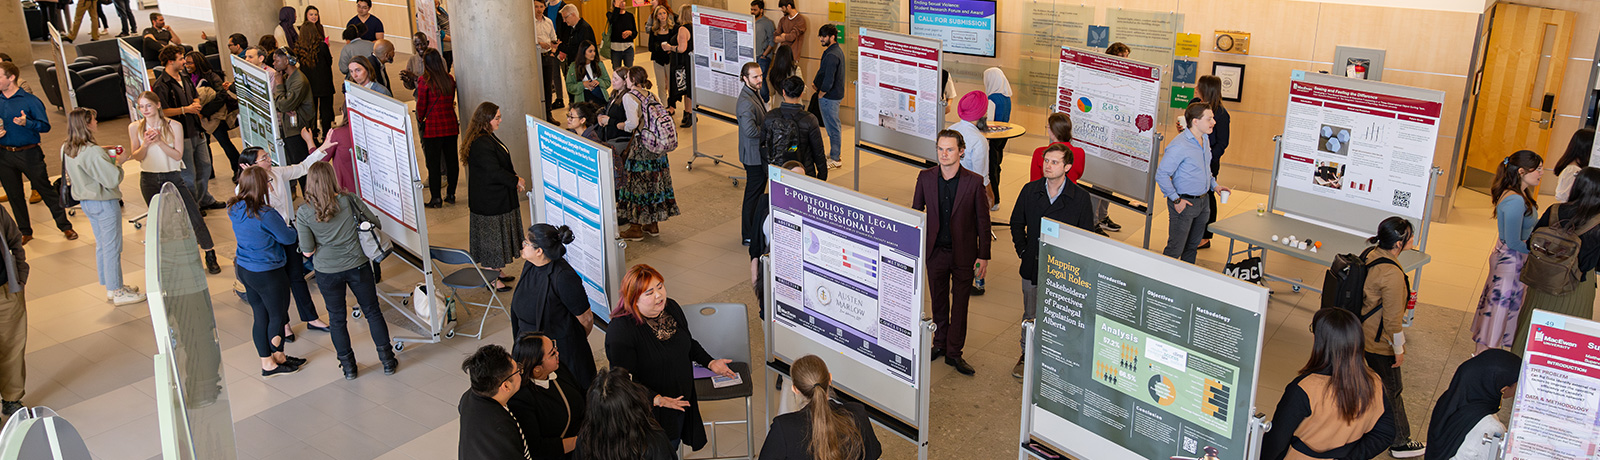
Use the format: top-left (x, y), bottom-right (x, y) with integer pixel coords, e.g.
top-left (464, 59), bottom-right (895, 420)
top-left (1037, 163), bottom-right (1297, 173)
top-left (1534, 330), bottom-right (1578, 349)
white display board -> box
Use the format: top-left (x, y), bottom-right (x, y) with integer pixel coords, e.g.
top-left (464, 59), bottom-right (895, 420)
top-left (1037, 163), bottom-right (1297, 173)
top-left (1274, 72), bottom-right (1444, 233)
top-left (46, 24), bottom-right (76, 111)
top-left (1055, 46), bottom-right (1162, 204)
top-left (690, 5), bottom-right (754, 115)
top-left (119, 39), bottom-right (150, 122)
top-left (767, 165), bottom-right (926, 422)
top-left (232, 60), bottom-right (282, 165)
top-left (856, 29), bottom-right (941, 144)
top-left (1023, 218), bottom-right (1267, 460)
top-left (526, 115), bottom-right (623, 322)
top-left (1505, 310), bottom-right (1600, 460)
top-left (345, 82), bottom-right (425, 254)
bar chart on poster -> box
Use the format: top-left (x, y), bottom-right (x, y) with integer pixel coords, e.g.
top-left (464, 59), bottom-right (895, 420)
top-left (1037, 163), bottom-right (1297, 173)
top-left (345, 82), bottom-right (423, 252)
top-left (857, 29), bottom-right (941, 143)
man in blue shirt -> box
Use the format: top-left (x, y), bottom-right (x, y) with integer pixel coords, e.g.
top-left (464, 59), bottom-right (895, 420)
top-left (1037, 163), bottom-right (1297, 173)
top-left (812, 24), bottom-right (844, 169)
top-left (346, 0), bottom-right (386, 41)
top-left (0, 63), bottom-right (77, 245)
top-left (1155, 101), bottom-right (1229, 264)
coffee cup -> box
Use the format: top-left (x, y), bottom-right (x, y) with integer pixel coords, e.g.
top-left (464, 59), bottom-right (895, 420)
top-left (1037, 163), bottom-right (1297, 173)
top-left (1219, 190), bottom-right (1231, 204)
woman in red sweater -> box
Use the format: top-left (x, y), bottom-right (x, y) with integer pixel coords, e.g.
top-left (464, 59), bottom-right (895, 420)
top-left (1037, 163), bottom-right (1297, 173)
top-left (1030, 113), bottom-right (1085, 183)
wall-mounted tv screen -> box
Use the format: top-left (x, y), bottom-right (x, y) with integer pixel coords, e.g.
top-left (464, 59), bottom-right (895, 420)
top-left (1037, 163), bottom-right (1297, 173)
top-left (908, 0), bottom-right (997, 57)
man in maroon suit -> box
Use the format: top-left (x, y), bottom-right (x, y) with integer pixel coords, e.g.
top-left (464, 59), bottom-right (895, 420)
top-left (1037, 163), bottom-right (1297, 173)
top-left (912, 129), bottom-right (991, 375)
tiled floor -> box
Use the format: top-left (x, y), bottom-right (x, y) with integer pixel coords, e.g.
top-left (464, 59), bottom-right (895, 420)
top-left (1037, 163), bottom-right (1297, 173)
top-left (11, 10), bottom-right (1593, 460)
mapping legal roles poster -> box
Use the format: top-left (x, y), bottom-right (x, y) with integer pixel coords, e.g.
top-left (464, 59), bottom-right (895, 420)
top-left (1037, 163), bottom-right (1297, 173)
top-left (345, 83), bottom-right (419, 232)
top-left (119, 39), bottom-right (149, 121)
top-left (232, 61), bottom-right (283, 165)
top-left (1276, 79), bottom-right (1442, 221)
top-left (1504, 310), bottom-right (1600, 460)
top-left (908, 0), bottom-right (995, 57)
top-left (1056, 47), bottom-right (1161, 171)
top-left (692, 7), bottom-right (753, 96)
top-left (769, 178), bottom-right (923, 385)
top-left (1032, 232), bottom-right (1262, 459)
top-left (527, 117), bottom-right (613, 319)
top-left (856, 31), bottom-right (941, 143)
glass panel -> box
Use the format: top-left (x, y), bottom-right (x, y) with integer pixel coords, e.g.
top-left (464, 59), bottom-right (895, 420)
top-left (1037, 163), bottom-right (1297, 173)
top-left (1529, 23), bottom-right (1556, 110)
top-left (148, 182), bottom-right (237, 460)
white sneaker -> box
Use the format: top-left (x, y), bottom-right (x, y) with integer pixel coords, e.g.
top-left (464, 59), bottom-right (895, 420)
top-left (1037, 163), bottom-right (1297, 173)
top-left (106, 285), bottom-right (141, 300)
top-left (828, 160), bottom-right (842, 169)
top-left (109, 288), bottom-right (147, 306)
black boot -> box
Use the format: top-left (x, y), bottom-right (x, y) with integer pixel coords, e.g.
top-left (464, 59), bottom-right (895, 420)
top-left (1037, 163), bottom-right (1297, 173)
top-left (338, 354), bottom-right (358, 380)
top-left (378, 346), bottom-right (399, 375)
top-left (204, 250), bottom-right (221, 275)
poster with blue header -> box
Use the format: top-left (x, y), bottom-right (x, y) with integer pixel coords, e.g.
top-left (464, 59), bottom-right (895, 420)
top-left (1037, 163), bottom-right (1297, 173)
top-left (908, 0), bottom-right (996, 57)
top-left (526, 116), bottom-right (620, 321)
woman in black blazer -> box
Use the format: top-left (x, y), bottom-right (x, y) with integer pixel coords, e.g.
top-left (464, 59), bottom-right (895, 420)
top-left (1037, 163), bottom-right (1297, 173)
top-left (508, 332), bottom-right (588, 460)
top-left (759, 355), bottom-right (881, 460)
top-left (460, 102), bottom-right (526, 291)
top-left (604, 264), bottom-right (735, 452)
top-left (510, 224), bottom-right (598, 389)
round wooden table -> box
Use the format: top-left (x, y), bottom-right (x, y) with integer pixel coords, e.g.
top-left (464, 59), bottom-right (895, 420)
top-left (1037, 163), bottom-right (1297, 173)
top-left (984, 121), bottom-right (1026, 140)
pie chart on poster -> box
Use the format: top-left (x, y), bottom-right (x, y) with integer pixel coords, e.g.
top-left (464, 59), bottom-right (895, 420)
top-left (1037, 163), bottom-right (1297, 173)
top-left (1148, 374), bottom-right (1177, 406)
top-left (805, 229), bottom-right (821, 254)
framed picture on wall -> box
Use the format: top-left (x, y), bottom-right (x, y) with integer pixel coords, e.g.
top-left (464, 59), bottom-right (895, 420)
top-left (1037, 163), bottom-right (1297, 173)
top-left (1213, 62), bottom-right (1245, 102)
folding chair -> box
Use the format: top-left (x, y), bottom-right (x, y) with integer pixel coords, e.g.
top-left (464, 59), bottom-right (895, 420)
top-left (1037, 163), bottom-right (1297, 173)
top-left (427, 246), bottom-right (508, 339)
top-left (683, 302), bottom-right (756, 459)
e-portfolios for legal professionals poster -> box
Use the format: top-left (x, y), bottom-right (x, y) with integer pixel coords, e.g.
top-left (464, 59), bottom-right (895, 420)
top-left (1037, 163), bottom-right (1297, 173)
top-left (770, 178), bottom-right (922, 385)
top-left (1504, 310), bottom-right (1600, 460)
top-left (1055, 47), bottom-right (1161, 171)
top-left (691, 7), bottom-right (754, 96)
top-left (856, 31), bottom-right (941, 143)
top-left (908, 0), bottom-right (995, 57)
top-left (1276, 79), bottom-right (1442, 221)
top-left (1031, 230), bottom-right (1262, 460)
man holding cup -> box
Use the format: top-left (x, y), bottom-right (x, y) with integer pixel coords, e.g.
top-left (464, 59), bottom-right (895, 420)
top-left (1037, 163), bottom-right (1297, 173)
top-left (1155, 101), bottom-right (1229, 264)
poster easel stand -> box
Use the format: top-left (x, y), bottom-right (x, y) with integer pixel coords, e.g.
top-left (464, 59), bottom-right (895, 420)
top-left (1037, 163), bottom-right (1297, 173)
top-left (686, 106), bottom-right (747, 186)
top-left (1079, 132), bottom-right (1162, 249)
top-left (369, 181), bottom-right (451, 351)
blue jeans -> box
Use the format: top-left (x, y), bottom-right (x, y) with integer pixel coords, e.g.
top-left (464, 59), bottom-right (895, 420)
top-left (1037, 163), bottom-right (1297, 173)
top-left (756, 56), bottom-right (771, 102)
top-left (81, 199), bottom-right (123, 291)
top-left (314, 264), bottom-right (393, 359)
top-left (178, 135), bottom-right (217, 206)
top-left (819, 97), bottom-right (842, 161)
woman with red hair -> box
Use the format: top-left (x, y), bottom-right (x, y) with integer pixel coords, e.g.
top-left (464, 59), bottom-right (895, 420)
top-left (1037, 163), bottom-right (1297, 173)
top-left (604, 264), bottom-right (736, 453)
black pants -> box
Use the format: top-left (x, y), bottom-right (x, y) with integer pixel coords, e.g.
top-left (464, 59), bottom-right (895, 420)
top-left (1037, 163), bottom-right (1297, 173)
top-left (212, 127), bottom-right (241, 180)
top-left (541, 53), bottom-right (564, 112)
top-left (0, 146), bottom-right (72, 236)
top-left (1365, 353), bottom-right (1412, 445)
top-left (281, 135), bottom-right (310, 194)
top-left (112, 0), bottom-right (135, 34)
top-left (139, 171), bottom-right (213, 249)
top-left (988, 138), bottom-right (1008, 205)
top-left (282, 244), bottom-right (319, 323)
top-left (39, 2), bottom-right (64, 31)
top-left (422, 135), bottom-right (459, 200)
top-left (314, 264), bottom-right (391, 359)
top-left (1205, 155), bottom-right (1222, 238)
top-left (239, 265), bottom-right (291, 357)
top-left (312, 94), bottom-right (335, 140)
top-left (740, 164), bottom-right (767, 242)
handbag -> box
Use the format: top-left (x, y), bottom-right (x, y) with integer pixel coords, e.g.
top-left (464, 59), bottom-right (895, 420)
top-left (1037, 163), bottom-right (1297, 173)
top-left (599, 31), bottom-right (612, 60)
top-left (55, 147), bottom-right (79, 209)
top-left (343, 193), bottom-right (391, 263)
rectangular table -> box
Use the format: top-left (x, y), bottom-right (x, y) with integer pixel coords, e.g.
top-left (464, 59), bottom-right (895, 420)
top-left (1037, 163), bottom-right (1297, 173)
top-left (1209, 212), bottom-right (1431, 294)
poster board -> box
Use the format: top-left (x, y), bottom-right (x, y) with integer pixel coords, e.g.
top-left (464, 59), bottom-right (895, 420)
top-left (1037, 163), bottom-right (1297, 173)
top-left (690, 5), bottom-right (754, 116)
top-left (414, 0), bottom-right (440, 54)
top-left (232, 60), bottom-right (283, 165)
top-left (525, 116), bottom-right (623, 322)
top-left (1055, 46), bottom-right (1162, 204)
top-left (767, 165), bottom-right (927, 423)
top-left (1274, 72), bottom-right (1444, 234)
top-left (855, 28), bottom-right (942, 162)
top-left (1024, 218), bottom-right (1267, 460)
top-left (119, 39), bottom-right (150, 122)
top-left (46, 24), bottom-right (76, 111)
top-left (345, 82), bottom-right (426, 254)
top-left (1504, 310), bottom-right (1600, 460)
top-left (907, 0), bottom-right (995, 57)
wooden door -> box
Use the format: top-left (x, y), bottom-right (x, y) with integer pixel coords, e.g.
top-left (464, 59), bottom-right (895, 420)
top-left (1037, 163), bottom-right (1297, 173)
top-left (1462, 3), bottom-right (1575, 190)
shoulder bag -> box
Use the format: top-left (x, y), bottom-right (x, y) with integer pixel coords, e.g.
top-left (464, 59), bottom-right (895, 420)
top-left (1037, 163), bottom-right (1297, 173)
top-left (55, 146), bottom-right (79, 209)
top-left (342, 193), bottom-right (391, 263)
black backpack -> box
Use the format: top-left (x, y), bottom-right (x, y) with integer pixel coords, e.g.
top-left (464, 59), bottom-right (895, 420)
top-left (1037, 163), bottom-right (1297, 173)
top-left (762, 111), bottom-right (805, 166)
top-left (1321, 247), bottom-right (1399, 340)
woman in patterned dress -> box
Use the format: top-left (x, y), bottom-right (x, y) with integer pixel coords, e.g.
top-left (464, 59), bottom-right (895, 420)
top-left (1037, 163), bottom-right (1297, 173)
top-left (611, 66), bottom-right (679, 241)
top-left (1471, 150), bottom-right (1542, 354)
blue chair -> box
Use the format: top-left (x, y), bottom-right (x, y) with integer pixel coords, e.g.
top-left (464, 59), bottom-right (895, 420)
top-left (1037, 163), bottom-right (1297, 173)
top-left (428, 246), bottom-right (507, 339)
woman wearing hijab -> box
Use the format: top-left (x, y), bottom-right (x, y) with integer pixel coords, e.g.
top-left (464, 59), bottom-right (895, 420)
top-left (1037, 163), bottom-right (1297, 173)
top-left (983, 67), bottom-right (1012, 210)
top-left (1423, 350), bottom-right (1520, 460)
top-left (274, 7), bottom-right (299, 51)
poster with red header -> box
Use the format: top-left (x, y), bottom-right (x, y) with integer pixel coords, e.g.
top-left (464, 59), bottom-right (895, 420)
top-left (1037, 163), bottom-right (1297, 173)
top-left (691, 6), bottom-right (753, 97)
top-left (1276, 78), bottom-right (1442, 221)
top-left (1505, 310), bottom-right (1600, 460)
top-left (1055, 47), bottom-right (1161, 171)
top-left (856, 29), bottom-right (942, 143)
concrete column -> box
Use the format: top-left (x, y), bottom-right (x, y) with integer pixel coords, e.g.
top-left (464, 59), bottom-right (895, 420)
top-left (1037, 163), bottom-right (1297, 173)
top-left (210, 0), bottom-right (280, 78)
top-left (452, 0), bottom-right (545, 181)
top-left (0, 0), bottom-right (35, 66)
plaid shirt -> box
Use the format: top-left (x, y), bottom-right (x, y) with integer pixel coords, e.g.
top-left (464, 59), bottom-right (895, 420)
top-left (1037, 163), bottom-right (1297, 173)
top-left (415, 77), bottom-right (459, 138)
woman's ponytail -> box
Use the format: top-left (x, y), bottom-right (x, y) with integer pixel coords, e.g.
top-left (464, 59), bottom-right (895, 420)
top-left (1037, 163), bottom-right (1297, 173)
top-left (792, 355), bottom-right (863, 460)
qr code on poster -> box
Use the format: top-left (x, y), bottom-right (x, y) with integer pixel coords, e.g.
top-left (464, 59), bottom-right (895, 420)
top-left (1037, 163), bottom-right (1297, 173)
top-left (1393, 190), bottom-right (1412, 208)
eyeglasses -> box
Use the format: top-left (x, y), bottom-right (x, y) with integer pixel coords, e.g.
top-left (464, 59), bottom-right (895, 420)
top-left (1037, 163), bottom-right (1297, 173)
top-left (502, 366), bottom-right (523, 385)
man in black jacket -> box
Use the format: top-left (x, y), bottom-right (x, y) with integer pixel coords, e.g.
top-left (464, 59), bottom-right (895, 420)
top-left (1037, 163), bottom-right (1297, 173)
top-left (762, 76), bottom-right (826, 180)
top-left (557, 4), bottom-right (596, 64)
top-left (458, 345), bottom-right (531, 460)
top-left (1008, 143), bottom-right (1095, 378)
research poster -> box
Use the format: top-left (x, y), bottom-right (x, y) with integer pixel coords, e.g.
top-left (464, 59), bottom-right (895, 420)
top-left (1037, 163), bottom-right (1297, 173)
top-left (856, 30), bottom-right (941, 143)
top-left (46, 24), bottom-right (76, 110)
top-left (1029, 220), bottom-right (1265, 460)
top-left (345, 82), bottom-right (420, 235)
top-left (232, 60), bottom-right (282, 165)
top-left (1504, 310), bottom-right (1600, 460)
top-left (1056, 47), bottom-right (1162, 171)
top-left (119, 39), bottom-right (150, 121)
top-left (842, 0), bottom-right (901, 76)
top-left (769, 171), bottom-right (924, 386)
top-left (908, 0), bottom-right (995, 57)
top-left (1276, 79), bottom-right (1442, 221)
top-left (415, 0), bottom-right (439, 53)
top-left (527, 116), bottom-right (615, 320)
top-left (1104, 9), bottom-right (1182, 76)
top-left (691, 7), bottom-right (754, 97)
